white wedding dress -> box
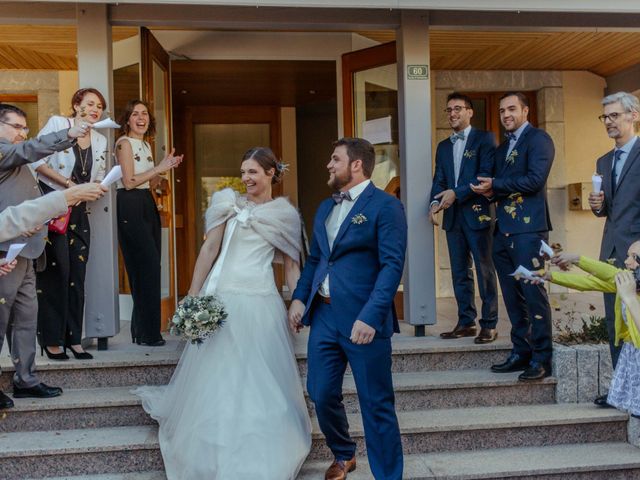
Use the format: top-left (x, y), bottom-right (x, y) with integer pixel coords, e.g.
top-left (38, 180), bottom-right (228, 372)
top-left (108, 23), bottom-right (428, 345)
top-left (134, 191), bottom-right (312, 479)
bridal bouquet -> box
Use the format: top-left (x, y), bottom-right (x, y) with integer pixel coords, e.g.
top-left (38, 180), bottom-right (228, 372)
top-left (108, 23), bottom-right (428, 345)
top-left (171, 295), bottom-right (227, 345)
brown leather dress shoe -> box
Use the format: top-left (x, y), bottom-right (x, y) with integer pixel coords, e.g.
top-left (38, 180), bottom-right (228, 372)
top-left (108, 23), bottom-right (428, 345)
top-left (325, 457), bottom-right (356, 480)
top-left (474, 328), bottom-right (498, 344)
top-left (440, 324), bottom-right (477, 339)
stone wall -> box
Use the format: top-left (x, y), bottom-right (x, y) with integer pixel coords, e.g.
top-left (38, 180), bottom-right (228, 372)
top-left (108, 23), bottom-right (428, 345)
top-left (432, 70), bottom-right (567, 297)
top-left (553, 343), bottom-right (613, 403)
top-left (0, 71), bottom-right (60, 130)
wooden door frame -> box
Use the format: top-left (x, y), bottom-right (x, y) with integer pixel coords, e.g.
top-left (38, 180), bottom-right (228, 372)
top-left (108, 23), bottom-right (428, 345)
top-left (341, 41), bottom-right (396, 137)
top-left (141, 27), bottom-right (177, 329)
top-left (174, 105), bottom-right (282, 295)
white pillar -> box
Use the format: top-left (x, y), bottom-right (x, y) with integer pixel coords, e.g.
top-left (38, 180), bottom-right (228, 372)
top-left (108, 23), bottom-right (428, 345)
top-left (396, 11), bottom-right (436, 333)
top-left (76, 4), bottom-right (120, 347)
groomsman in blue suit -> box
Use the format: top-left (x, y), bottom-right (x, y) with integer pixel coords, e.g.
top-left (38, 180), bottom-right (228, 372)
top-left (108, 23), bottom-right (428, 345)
top-left (429, 92), bottom-right (499, 344)
top-left (289, 137), bottom-right (406, 480)
top-left (472, 92), bottom-right (555, 381)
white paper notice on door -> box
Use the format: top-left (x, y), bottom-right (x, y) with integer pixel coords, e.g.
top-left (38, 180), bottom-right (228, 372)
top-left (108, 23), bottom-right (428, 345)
top-left (362, 116), bottom-right (392, 145)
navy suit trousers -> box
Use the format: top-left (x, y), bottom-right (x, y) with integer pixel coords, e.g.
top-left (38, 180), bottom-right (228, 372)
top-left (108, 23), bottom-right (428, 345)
top-left (306, 300), bottom-right (403, 480)
top-left (492, 231), bottom-right (553, 364)
top-left (445, 216), bottom-right (498, 328)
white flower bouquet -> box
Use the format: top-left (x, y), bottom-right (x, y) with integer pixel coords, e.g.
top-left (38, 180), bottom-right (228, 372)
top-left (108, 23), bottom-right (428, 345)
top-left (171, 295), bottom-right (227, 345)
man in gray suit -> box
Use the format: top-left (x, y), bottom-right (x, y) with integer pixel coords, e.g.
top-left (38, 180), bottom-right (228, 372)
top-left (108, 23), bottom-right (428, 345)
top-left (0, 104), bottom-right (89, 410)
top-left (589, 91), bottom-right (640, 407)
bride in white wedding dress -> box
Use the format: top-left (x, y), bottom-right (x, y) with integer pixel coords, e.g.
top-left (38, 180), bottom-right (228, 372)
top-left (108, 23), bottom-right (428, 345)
top-left (134, 147), bottom-right (312, 479)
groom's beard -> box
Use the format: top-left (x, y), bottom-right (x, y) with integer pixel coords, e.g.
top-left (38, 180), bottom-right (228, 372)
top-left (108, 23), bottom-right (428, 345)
top-left (328, 170), bottom-right (353, 191)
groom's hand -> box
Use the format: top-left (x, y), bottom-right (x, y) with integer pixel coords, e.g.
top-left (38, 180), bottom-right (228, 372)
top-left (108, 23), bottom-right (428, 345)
top-left (288, 299), bottom-right (305, 334)
top-left (350, 320), bottom-right (375, 345)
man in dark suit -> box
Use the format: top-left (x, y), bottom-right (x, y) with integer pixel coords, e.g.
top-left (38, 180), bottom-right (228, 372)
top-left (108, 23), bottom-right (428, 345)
top-left (289, 137), bottom-right (407, 480)
top-left (0, 104), bottom-right (89, 410)
top-left (472, 92), bottom-right (555, 381)
top-left (588, 91), bottom-right (640, 406)
top-left (429, 92), bottom-right (499, 344)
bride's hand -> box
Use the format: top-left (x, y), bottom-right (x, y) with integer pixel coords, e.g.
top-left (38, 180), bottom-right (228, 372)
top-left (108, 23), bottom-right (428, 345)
top-left (288, 299), bottom-right (305, 334)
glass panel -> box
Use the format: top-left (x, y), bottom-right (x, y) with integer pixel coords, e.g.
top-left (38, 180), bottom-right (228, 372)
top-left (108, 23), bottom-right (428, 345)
top-left (151, 60), bottom-right (170, 299)
top-left (353, 63), bottom-right (399, 191)
top-left (470, 98), bottom-right (487, 131)
top-left (194, 123), bottom-right (270, 246)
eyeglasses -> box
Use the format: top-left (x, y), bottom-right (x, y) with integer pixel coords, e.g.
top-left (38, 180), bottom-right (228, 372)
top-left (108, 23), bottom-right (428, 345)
top-left (444, 106), bottom-right (470, 114)
top-left (598, 112), bottom-right (628, 123)
top-left (0, 120), bottom-right (29, 134)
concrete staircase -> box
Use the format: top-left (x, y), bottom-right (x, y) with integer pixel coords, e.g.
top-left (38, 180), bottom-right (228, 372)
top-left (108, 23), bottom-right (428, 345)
top-left (0, 336), bottom-right (638, 479)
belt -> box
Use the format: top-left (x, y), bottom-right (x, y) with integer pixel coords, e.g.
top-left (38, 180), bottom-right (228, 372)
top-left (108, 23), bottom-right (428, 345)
top-left (316, 294), bottom-right (331, 304)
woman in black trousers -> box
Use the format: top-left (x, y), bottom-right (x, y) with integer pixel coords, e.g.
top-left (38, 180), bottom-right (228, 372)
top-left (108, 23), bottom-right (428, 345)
top-left (115, 100), bottom-right (182, 346)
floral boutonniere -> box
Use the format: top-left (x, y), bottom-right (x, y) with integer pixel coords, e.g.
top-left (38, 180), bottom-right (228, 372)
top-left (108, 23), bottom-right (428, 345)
top-left (463, 149), bottom-right (476, 159)
top-left (506, 149), bottom-right (519, 166)
top-left (351, 213), bottom-right (368, 225)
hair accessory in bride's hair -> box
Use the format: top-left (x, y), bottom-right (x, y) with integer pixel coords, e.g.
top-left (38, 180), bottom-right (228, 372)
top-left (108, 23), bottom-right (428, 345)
top-left (276, 161), bottom-right (290, 174)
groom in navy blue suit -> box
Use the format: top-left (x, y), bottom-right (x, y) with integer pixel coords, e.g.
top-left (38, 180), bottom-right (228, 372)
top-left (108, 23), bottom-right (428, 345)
top-left (289, 137), bottom-right (407, 480)
top-left (429, 92), bottom-right (499, 344)
top-left (472, 92), bottom-right (555, 381)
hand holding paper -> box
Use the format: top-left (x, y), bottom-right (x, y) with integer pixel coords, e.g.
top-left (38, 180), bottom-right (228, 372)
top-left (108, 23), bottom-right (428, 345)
top-left (0, 243), bottom-right (26, 265)
top-left (92, 118), bottom-right (120, 129)
top-left (592, 174), bottom-right (603, 193)
top-left (510, 265), bottom-right (542, 282)
top-left (539, 240), bottom-right (555, 259)
top-left (101, 166), bottom-right (122, 187)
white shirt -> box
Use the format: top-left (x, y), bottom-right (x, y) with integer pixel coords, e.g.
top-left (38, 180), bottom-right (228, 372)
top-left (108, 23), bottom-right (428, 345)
top-left (453, 125), bottom-right (472, 187)
top-left (506, 121), bottom-right (529, 159)
top-left (319, 179), bottom-right (371, 297)
top-left (115, 137), bottom-right (155, 190)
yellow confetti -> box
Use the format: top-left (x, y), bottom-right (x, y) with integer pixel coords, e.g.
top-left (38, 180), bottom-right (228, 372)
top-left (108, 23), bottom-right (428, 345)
top-left (78, 255), bottom-right (85, 262)
top-left (523, 217), bottom-right (531, 224)
top-left (70, 224), bottom-right (77, 231)
top-left (534, 314), bottom-right (543, 320)
top-left (36, 289), bottom-right (43, 294)
top-left (0, 298), bottom-right (5, 304)
top-left (532, 258), bottom-right (540, 268)
top-left (69, 238), bottom-right (74, 245)
top-left (478, 215), bottom-right (492, 223)
top-left (606, 258), bottom-right (616, 265)
top-left (504, 205), bottom-right (516, 215)
top-left (472, 204), bottom-right (482, 212)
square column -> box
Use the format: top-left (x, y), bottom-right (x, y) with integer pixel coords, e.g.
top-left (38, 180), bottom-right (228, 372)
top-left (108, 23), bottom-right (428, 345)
top-left (396, 11), bottom-right (436, 334)
top-left (76, 4), bottom-right (120, 347)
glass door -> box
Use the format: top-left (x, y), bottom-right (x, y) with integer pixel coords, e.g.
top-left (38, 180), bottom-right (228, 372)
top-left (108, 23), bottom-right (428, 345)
top-left (141, 27), bottom-right (176, 330)
top-left (342, 42), bottom-right (399, 194)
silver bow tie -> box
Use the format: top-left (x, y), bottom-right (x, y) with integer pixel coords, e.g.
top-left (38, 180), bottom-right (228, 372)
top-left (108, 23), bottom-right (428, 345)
top-left (450, 131), bottom-right (465, 144)
top-left (332, 191), bottom-right (352, 204)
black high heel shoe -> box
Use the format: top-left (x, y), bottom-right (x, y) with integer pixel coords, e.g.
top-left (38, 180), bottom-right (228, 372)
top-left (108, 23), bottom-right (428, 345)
top-left (41, 346), bottom-right (69, 361)
top-left (65, 346), bottom-right (93, 360)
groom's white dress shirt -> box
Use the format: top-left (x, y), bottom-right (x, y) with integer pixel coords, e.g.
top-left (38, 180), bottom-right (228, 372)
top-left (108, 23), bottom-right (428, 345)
top-left (319, 179), bottom-right (371, 297)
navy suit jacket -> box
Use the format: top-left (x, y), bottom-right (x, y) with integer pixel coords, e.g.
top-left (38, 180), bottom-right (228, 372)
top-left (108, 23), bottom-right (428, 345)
top-left (429, 128), bottom-right (496, 231)
top-left (292, 182), bottom-right (407, 338)
top-left (491, 124), bottom-right (554, 234)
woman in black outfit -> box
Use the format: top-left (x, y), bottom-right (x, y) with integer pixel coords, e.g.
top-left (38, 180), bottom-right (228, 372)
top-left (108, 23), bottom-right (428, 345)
top-left (115, 100), bottom-right (182, 346)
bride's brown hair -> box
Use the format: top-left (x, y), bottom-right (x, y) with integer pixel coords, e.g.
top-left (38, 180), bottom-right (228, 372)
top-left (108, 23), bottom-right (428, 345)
top-left (241, 147), bottom-right (283, 184)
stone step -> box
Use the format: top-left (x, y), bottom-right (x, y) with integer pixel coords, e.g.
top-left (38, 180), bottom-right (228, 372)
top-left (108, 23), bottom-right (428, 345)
top-left (299, 442), bottom-right (640, 479)
top-left (0, 405), bottom-right (628, 479)
top-left (0, 337), bottom-right (513, 390)
top-left (0, 370), bottom-right (556, 432)
top-left (307, 404), bottom-right (628, 460)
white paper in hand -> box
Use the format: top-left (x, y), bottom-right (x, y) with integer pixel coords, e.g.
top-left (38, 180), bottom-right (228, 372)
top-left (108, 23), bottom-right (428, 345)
top-left (101, 166), bottom-right (122, 187)
top-left (0, 243), bottom-right (26, 265)
top-left (510, 265), bottom-right (540, 281)
top-left (539, 240), bottom-right (555, 258)
top-left (92, 118), bottom-right (120, 129)
top-left (592, 174), bottom-right (603, 193)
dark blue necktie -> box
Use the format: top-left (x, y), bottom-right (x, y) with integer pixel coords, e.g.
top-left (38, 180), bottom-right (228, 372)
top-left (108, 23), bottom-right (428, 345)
top-left (611, 149), bottom-right (623, 195)
top-left (332, 191), bottom-right (352, 204)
